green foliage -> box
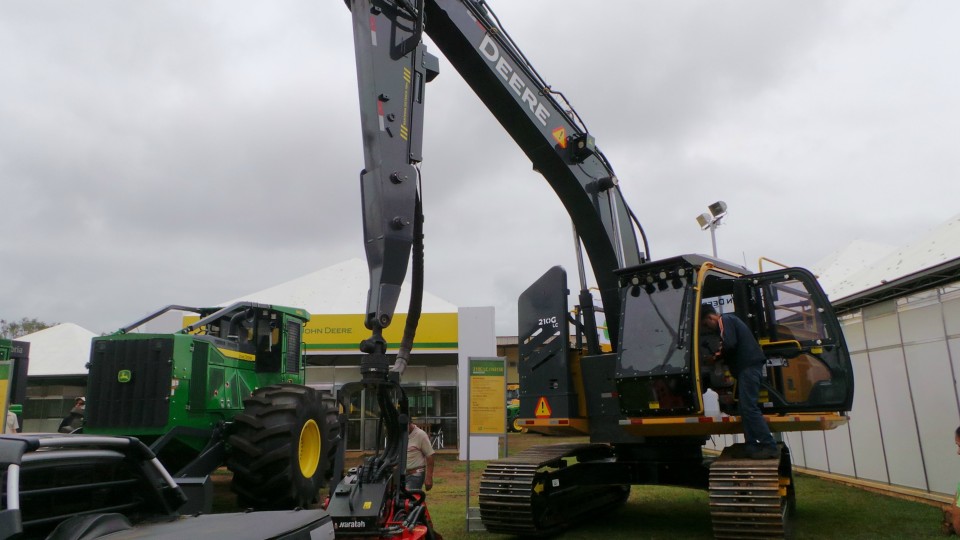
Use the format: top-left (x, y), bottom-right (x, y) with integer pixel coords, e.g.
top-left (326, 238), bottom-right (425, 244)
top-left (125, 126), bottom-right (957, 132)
top-left (0, 317), bottom-right (53, 339)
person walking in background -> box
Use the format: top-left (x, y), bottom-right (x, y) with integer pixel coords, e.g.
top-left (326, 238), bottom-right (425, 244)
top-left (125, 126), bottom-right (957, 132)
top-left (700, 304), bottom-right (779, 460)
top-left (406, 421), bottom-right (435, 491)
top-left (58, 397), bottom-right (85, 433)
top-left (5, 408), bottom-right (19, 434)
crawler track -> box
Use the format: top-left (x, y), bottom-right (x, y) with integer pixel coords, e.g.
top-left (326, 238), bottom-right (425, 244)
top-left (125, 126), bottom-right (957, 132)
top-left (708, 444), bottom-right (795, 539)
top-left (479, 443), bottom-right (629, 536)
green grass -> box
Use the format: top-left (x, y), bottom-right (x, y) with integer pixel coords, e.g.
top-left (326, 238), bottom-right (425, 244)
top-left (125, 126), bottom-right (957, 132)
top-left (212, 433), bottom-right (945, 539)
top-left (789, 474), bottom-right (943, 539)
top-left (426, 469), bottom-right (942, 539)
top-left (427, 433), bottom-right (944, 539)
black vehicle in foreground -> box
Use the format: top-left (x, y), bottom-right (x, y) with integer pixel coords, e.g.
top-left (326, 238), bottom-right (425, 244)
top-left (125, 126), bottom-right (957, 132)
top-left (0, 434), bottom-right (334, 540)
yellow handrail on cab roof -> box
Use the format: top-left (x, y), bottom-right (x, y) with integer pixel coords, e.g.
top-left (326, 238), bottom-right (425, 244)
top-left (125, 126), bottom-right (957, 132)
top-left (757, 257), bottom-right (820, 278)
top-left (757, 256), bottom-right (792, 272)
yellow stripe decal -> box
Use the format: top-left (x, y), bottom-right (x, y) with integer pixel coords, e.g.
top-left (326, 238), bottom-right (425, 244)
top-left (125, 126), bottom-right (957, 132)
top-left (217, 348), bottom-right (255, 362)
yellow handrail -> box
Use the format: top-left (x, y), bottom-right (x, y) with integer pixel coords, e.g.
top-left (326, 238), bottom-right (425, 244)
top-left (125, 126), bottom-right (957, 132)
top-left (758, 339), bottom-right (802, 349)
top-left (757, 256), bottom-right (792, 272)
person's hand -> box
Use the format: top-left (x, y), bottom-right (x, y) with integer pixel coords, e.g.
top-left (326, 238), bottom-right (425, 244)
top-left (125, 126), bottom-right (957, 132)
top-left (424, 478), bottom-right (433, 491)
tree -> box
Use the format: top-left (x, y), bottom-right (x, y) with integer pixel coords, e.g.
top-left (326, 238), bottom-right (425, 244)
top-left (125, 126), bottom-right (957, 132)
top-left (0, 318), bottom-right (54, 339)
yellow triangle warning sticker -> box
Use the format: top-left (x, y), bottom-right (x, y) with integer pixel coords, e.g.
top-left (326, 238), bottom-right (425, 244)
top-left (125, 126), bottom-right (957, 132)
top-left (535, 397), bottom-right (552, 418)
top-left (552, 127), bottom-right (567, 148)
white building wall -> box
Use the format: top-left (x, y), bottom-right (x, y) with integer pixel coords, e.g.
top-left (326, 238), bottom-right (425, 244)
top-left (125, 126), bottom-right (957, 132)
top-left (791, 286), bottom-right (960, 499)
top-left (847, 346), bottom-right (887, 483)
top-left (706, 283), bottom-right (960, 500)
top-left (823, 424), bottom-right (855, 477)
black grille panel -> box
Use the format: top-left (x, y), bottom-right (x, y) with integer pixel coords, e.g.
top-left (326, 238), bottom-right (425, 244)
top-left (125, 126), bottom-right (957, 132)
top-left (190, 341), bottom-right (210, 410)
top-left (285, 321), bottom-right (300, 373)
top-left (87, 338), bottom-right (173, 429)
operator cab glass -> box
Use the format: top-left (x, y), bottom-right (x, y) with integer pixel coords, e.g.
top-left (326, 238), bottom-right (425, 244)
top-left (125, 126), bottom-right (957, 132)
top-left (731, 267), bottom-right (853, 413)
top-left (614, 258), bottom-right (699, 416)
top-left (188, 304), bottom-right (302, 375)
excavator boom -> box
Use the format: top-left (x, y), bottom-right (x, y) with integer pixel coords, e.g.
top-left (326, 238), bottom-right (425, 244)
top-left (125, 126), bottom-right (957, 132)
top-left (349, 0), bottom-right (645, 347)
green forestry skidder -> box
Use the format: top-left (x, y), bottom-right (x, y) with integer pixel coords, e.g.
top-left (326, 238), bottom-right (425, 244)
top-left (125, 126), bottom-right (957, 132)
top-left (83, 302), bottom-right (340, 510)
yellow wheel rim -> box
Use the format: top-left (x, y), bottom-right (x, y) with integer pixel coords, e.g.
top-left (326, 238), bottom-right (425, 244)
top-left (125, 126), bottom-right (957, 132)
top-left (512, 417), bottom-right (523, 432)
top-left (298, 419), bottom-right (321, 478)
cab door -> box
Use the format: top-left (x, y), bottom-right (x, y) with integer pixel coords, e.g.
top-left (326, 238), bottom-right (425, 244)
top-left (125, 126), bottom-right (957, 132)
top-left (739, 268), bottom-right (853, 414)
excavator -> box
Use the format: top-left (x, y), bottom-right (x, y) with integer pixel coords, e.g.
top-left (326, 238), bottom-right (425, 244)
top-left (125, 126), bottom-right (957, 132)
top-left (337, 1), bottom-right (853, 538)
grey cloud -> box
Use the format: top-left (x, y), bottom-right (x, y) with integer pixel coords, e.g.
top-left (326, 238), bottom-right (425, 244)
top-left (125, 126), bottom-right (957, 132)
top-left (1, 0), bottom-right (956, 338)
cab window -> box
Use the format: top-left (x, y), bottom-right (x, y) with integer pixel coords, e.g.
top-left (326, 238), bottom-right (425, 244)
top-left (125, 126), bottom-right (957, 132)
top-left (756, 277), bottom-right (828, 344)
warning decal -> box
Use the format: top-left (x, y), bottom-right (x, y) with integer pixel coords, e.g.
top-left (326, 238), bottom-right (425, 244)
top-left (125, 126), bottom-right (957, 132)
top-left (552, 127), bottom-right (567, 148)
top-left (535, 397), bottom-right (552, 418)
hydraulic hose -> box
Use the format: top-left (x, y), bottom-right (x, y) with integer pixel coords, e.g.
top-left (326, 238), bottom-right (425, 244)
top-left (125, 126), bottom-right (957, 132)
top-left (373, 386), bottom-right (403, 480)
top-left (393, 193), bottom-right (424, 375)
top-left (617, 185), bottom-right (651, 261)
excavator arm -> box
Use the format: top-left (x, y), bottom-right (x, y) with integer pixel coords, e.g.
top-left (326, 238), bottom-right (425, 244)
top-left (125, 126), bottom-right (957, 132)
top-left (348, 0), bottom-right (647, 350)
top-left (349, 0), bottom-right (438, 338)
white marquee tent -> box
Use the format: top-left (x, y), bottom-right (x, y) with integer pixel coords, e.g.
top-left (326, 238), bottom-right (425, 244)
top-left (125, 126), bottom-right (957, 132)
top-left (20, 323), bottom-right (96, 377)
top-left (817, 213), bottom-right (960, 304)
top-left (221, 257), bottom-right (458, 315)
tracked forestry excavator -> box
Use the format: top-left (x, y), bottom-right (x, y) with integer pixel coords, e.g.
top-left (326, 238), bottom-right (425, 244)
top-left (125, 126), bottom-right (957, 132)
top-left (341, 1), bottom-right (853, 538)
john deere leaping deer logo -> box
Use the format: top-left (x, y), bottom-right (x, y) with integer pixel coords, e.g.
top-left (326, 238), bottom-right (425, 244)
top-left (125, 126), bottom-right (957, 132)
top-left (117, 369), bottom-right (132, 383)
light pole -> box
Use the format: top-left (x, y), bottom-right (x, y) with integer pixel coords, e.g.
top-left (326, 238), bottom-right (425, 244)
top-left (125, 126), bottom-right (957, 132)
top-left (695, 201), bottom-right (727, 258)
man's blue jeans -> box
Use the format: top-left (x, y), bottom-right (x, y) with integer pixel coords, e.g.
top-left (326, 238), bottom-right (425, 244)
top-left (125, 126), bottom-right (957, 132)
top-left (738, 363), bottom-right (777, 449)
top-left (406, 472), bottom-right (425, 491)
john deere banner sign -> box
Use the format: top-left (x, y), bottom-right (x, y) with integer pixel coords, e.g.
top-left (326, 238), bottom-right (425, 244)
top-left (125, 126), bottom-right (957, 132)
top-left (303, 313), bottom-right (457, 352)
top-left (468, 358), bottom-right (505, 434)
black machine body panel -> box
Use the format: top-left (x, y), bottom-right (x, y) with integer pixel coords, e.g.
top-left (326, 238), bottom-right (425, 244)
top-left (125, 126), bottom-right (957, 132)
top-left (87, 338), bottom-right (174, 429)
top-left (326, 469), bottom-right (390, 535)
top-left (579, 352), bottom-right (645, 444)
top-left (518, 266), bottom-right (578, 420)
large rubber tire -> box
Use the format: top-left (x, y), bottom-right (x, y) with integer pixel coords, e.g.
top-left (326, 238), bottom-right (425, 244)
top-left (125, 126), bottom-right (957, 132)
top-left (227, 384), bottom-right (340, 510)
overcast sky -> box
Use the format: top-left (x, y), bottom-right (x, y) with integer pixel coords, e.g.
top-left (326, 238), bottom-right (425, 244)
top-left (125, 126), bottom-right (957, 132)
top-left (1, 0), bottom-right (957, 337)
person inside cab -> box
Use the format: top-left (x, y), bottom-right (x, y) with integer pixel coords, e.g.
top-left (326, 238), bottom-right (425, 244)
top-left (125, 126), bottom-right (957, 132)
top-left (700, 304), bottom-right (779, 460)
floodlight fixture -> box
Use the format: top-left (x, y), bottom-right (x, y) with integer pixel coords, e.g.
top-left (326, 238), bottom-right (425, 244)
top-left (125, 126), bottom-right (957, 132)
top-left (695, 201), bottom-right (729, 258)
top-left (696, 212), bottom-right (712, 230)
top-left (708, 201), bottom-right (728, 219)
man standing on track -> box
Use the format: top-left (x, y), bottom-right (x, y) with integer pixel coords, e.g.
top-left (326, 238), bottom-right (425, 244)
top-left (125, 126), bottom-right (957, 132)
top-left (700, 304), bottom-right (779, 460)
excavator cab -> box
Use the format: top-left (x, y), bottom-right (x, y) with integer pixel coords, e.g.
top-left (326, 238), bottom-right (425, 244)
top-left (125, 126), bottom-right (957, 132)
top-left (614, 255), bottom-right (853, 418)
top-left (727, 265), bottom-right (853, 413)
